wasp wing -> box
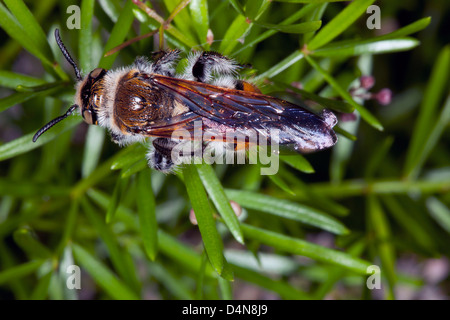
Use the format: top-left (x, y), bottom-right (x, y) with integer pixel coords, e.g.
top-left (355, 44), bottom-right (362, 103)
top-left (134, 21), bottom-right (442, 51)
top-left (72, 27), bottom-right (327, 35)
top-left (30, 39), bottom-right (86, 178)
top-left (150, 74), bottom-right (337, 152)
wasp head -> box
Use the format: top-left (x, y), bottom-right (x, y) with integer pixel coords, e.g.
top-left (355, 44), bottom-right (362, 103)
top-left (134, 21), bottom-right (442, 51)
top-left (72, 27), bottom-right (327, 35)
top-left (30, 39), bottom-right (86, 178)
top-left (75, 68), bottom-right (108, 125)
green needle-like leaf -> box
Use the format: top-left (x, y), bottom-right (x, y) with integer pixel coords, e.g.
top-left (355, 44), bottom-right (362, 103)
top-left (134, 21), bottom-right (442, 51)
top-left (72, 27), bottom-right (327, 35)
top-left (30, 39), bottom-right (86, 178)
top-left (404, 45), bottom-right (450, 179)
top-left (13, 228), bottom-right (52, 260)
top-left (189, 0), bottom-right (209, 47)
top-left (137, 168), bottom-right (158, 260)
top-left (241, 224), bottom-right (370, 274)
top-left (280, 154), bottom-right (315, 174)
top-left (99, 0), bottom-right (135, 69)
top-left (227, 0), bottom-right (245, 16)
top-left (225, 189), bottom-right (349, 235)
top-left (234, 3), bottom-right (320, 55)
top-left (1, 0), bottom-right (53, 64)
top-left (30, 271), bottom-right (53, 300)
top-left (219, 15), bottom-right (251, 56)
top-left (110, 144), bottom-right (147, 170)
top-left (106, 177), bottom-right (127, 223)
top-left (267, 172), bottom-right (296, 195)
top-left (79, 0), bottom-right (96, 73)
top-left (427, 197), bottom-right (450, 235)
top-left (268, 81), bottom-right (354, 113)
top-left (305, 55), bottom-right (383, 131)
top-left (0, 71), bottom-right (46, 89)
top-left (158, 230), bottom-right (216, 279)
top-left (0, 116), bottom-right (81, 161)
top-left (197, 163), bottom-right (244, 244)
top-left (164, 0), bottom-right (196, 44)
top-left (183, 165), bottom-right (227, 276)
top-left (72, 244), bottom-right (140, 300)
top-left (308, 0), bottom-right (376, 50)
top-left (82, 126), bottom-right (106, 178)
top-left (132, 3), bottom-right (197, 50)
top-left (407, 95), bottom-right (450, 180)
top-left (82, 199), bottom-right (140, 292)
top-left (367, 195), bottom-right (396, 299)
top-left (256, 50), bottom-right (304, 80)
top-left (0, 260), bottom-right (46, 286)
top-left (375, 17), bottom-right (431, 41)
top-left (0, 86), bottom-right (62, 113)
top-left (254, 21), bottom-right (322, 34)
top-left (313, 38), bottom-right (420, 57)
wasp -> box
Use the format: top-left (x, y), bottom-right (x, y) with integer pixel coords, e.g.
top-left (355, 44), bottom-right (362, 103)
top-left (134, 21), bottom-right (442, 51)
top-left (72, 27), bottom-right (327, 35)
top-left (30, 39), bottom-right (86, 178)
top-left (33, 29), bottom-right (337, 172)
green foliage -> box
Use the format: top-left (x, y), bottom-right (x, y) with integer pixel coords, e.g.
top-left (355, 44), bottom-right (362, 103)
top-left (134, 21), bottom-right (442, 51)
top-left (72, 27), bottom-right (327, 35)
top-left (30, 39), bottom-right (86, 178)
top-left (0, 0), bottom-right (448, 300)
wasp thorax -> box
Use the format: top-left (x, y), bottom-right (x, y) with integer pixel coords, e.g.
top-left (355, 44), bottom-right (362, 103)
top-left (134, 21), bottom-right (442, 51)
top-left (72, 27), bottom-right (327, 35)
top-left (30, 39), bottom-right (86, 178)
top-left (77, 68), bottom-right (108, 125)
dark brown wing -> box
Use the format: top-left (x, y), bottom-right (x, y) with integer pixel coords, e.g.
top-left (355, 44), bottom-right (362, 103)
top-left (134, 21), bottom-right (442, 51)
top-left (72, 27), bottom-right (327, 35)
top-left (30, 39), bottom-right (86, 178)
top-left (148, 74), bottom-right (337, 152)
top-left (153, 74), bottom-right (290, 124)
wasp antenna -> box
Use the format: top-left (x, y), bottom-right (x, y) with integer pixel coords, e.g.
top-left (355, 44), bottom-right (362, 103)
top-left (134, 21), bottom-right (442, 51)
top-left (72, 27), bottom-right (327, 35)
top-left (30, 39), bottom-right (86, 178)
top-left (32, 104), bottom-right (78, 142)
top-left (55, 28), bottom-right (82, 81)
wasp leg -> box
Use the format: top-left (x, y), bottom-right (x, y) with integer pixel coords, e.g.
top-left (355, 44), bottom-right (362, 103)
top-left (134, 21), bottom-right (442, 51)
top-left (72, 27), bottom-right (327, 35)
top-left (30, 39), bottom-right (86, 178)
top-left (180, 51), bottom-right (238, 87)
top-left (134, 49), bottom-right (181, 77)
top-left (147, 138), bottom-right (177, 172)
top-left (147, 137), bottom-right (209, 172)
top-left (192, 51), bottom-right (237, 82)
top-left (152, 49), bottom-right (181, 76)
top-left (110, 131), bottom-right (130, 146)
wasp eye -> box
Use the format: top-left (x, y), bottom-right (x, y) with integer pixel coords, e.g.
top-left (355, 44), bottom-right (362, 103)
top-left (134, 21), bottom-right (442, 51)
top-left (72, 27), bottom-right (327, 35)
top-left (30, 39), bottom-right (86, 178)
top-left (90, 68), bottom-right (104, 79)
top-left (82, 109), bottom-right (95, 125)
